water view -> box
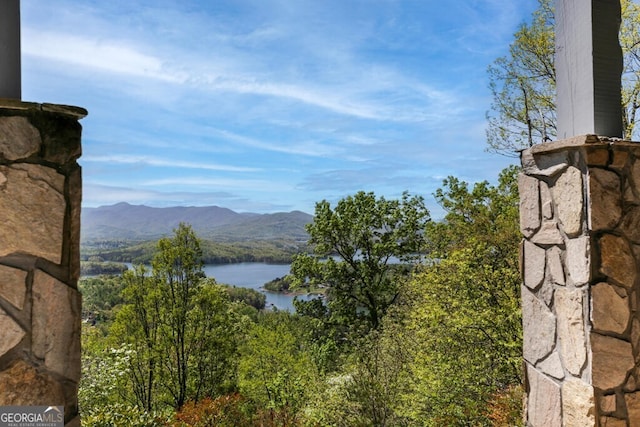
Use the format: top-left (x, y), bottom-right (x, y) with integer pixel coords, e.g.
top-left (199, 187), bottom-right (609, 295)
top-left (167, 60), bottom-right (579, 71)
top-left (110, 262), bottom-right (313, 311)
top-left (203, 262), bottom-right (313, 311)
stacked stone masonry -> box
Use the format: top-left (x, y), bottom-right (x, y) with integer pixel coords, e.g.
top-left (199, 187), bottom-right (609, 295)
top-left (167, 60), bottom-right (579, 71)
top-left (0, 100), bottom-right (85, 427)
top-left (520, 135), bottom-right (640, 426)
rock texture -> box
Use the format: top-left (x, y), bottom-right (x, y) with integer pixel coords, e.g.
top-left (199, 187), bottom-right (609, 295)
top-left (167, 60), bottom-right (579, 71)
top-left (562, 378), bottom-right (595, 426)
top-left (555, 288), bottom-right (587, 376)
top-left (0, 101), bottom-right (85, 426)
top-left (520, 136), bottom-right (640, 426)
top-left (522, 287), bottom-right (556, 364)
top-left (527, 364), bottom-right (562, 427)
top-left (591, 282), bottom-right (629, 334)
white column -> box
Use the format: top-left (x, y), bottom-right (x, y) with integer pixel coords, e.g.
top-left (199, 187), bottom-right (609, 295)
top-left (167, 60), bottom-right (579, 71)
top-left (555, 0), bottom-right (622, 139)
top-left (0, 0), bottom-right (21, 99)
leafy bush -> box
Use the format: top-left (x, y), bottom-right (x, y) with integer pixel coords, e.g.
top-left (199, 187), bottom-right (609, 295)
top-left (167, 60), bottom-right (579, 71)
top-left (82, 404), bottom-right (168, 427)
top-left (79, 276), bottom-right (127, 324)
top-left (484, 384), bottom-right (524, 426)
top-left (79, 329), bottom-right (134, 411)
top-left (171, 394), bottom-right (252, 427)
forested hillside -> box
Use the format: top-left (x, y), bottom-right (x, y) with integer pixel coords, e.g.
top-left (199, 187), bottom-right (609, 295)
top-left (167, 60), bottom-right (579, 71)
top-left (81, 203), bottom-right (313, 269)
top-left (82, 238), bottom-right (305, 267)
top-left (81, 202), bottom-right (312, 242)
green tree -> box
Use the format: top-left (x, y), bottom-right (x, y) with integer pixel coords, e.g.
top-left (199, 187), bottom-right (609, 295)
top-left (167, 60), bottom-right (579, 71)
top-left (238, 312), bottom-right (318, 426)
top-left (152, 223), bottom-right (205, 408)
top-left (621, 0), bottom-right (640, 136)
top-left (426, 165), bottom-right (521, 260)
top-left (224, 285), bottom-right (267, 310)
top-left (79, 275), bottom-right (127, 325)
top-left (110, 224), bottom-right (240, 411)
top-left (304, 328), bottom-right (412, 427)
top-left (486, 0), bottom-right (640, 155)
top-left (396, 167), bottom-right (522, 426)
top-left (400, 246), bottom-right (522, 426)
top-left (291, 191), bottom-right (430, 331)
top-left (187, 280), bottom-right (241, 401)
top-left (111, 265), bottom-right (161, 411)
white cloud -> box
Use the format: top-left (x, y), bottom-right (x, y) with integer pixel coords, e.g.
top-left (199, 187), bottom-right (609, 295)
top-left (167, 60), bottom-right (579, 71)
top-left (24, 0), bottom-right (536, 213)
top-left (22, 29), bottom-right (187, 83)
top-left (82, 155), bottom-right (260, 173)
top-left (83, 183), bottom-right (236, 207)
top-left (23, 21), bottom-right (462, 124)
top-left (141, 177), bottom-right (294, 192)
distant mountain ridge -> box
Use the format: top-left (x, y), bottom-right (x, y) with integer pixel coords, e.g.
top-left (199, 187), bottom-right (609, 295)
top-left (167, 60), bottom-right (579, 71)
top-left (81, 202), bottom-right (313, 242)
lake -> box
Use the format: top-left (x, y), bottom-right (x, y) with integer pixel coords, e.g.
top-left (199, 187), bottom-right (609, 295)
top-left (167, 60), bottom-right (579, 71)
top-left (110, 262), bottom-right (312, 311)
top-left (203, 262), bottom-right (314, 311)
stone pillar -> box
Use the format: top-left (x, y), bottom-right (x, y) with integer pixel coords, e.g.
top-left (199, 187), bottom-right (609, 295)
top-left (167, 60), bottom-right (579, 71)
top-left (0, 100), bottom-right (85, 426)
top-left (520, 135), bottom-right (640, 426)
top-left (0, 0), bottom-right (21, 99)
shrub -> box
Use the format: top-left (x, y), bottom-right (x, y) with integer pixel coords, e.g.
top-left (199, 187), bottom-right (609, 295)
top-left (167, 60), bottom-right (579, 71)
top-left (171, 394), bottom-right (252, 427)
top-left (484, 384), bottom-right (524, 426)
top-left (82, 404), bottom-right (168, 427)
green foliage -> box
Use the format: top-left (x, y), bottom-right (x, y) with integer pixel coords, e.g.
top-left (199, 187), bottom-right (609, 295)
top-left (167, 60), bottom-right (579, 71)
top-left (79, 325), bottom-right (136, 411)
top-left (79, 275), bottom-right (127, 325)
top-left (82, 238), bottom-right (303, 264)
top-left (81, 404), bottom-right (168, 427)
top-left (110, 224), bottom-right (242, 411)
top-left (151, 223), bottom-right (205, 408)
top-left (486, 0), bottom-right (555, 154)
top-left (263, 275), bottom-right (293, 293)
top-left (81, 261), bottom-right (128, 276)
top-left (395, 167), bottom-right (522, 426)
top-left (187, 280), bottom-right (242, 400)
top-left (400, 248), bottom-right (521, 425)
top-left (224, 284), bottom-right (267, 310)
top-left (111, 265), bottom-right (161, 411)
top-left (303, 329), bottom-right (412, 427)
top-left (621, 0), bottom-right (640, 137)
top-left (486, 0), bottom-right (640, 154)
top-left (238, 312), bottom-right (319, 425)
top-left (291, 191), bottom-right (430, 330)
top-left (427, 165), bottom-right (521, 260)
top-left (79, 170), bottom-right (525, 425)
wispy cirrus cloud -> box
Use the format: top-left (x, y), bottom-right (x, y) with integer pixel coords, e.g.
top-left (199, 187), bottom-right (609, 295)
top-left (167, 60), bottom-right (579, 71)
top-left (24, 28), bottom-right (447, 123)
top-left (82, 155), bottom-right (261, 173)
top-left (24, 0), bottom-right (530, 213)
top-left (141, 176), bottom-right (293, 192)
top-left (22, 29), bottom-right (185, 83)
top-left (83, 183), bottom-right (235, 206)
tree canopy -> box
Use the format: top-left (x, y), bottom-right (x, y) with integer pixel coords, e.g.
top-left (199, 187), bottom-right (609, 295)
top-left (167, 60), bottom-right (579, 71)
top-left (398, 166), bottom-right (523, 425)
top-left (291, 191), bottom-right (430, 331)
top-left (109, 223), bottom-right (240, 411)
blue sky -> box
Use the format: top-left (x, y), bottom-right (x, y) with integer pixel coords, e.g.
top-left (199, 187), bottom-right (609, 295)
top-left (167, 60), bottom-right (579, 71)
top-left (21, 0), bottom-right (538, 217)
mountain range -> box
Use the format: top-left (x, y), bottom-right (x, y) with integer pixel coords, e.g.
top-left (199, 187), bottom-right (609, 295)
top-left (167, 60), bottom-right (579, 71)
top-left (81, 202), bottom-right (313, 242)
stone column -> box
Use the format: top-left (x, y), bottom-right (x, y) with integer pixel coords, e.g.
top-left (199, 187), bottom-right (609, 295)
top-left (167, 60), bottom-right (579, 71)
top-left (520, 135), bottom-right (640, 426)
top-left (0, 100), bottom-right (85, 426)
